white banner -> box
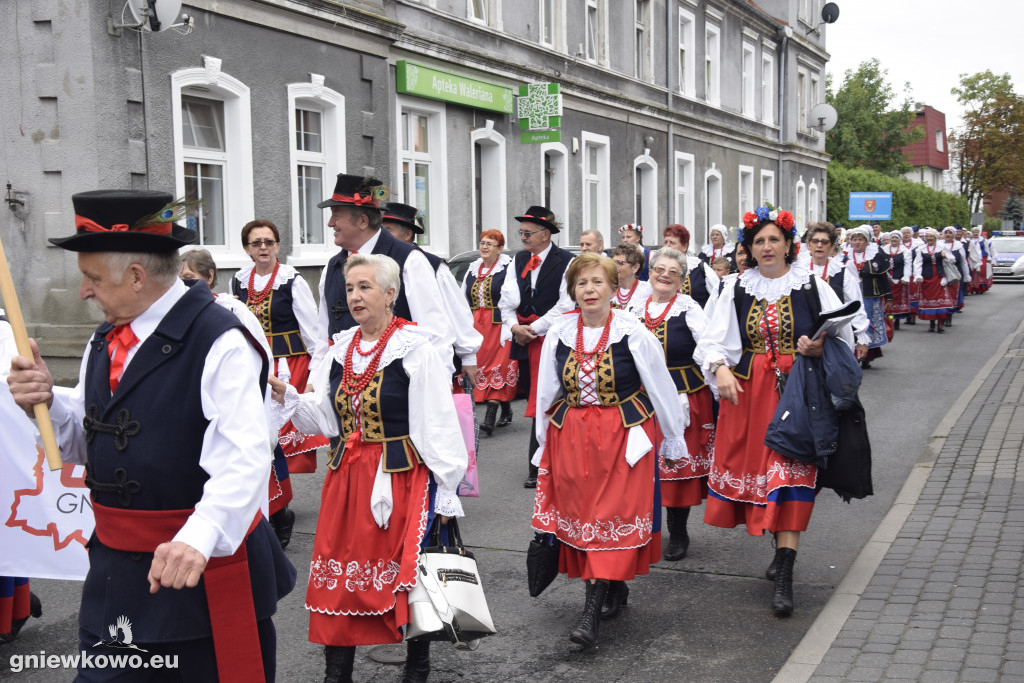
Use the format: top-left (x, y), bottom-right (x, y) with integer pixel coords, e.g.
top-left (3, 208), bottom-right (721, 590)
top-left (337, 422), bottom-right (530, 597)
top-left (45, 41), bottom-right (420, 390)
top-left (0, 382), bottom-right (92, 580)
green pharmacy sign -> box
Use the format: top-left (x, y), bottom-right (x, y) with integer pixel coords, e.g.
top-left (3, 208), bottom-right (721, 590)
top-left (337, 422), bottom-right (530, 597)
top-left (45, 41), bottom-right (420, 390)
top-left (396, 61), bottom-right (514, 114)
top-left (518, 82), bottom-right (562, 131)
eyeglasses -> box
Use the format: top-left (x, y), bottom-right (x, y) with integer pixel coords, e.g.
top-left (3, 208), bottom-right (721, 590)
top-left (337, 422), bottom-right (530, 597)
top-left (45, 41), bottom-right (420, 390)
top-left (518, 228), bottom-right (549, 237)
top-left (248, 239), bottom-right (277, 248)
top-left (651, 266), bottom-right (683, 278)
top-left (479, 241), bottom-right (499, 248)
top-left (808, 238), bottom-right (832, 246)
top-left (612, 259), bottom-right (630, 267)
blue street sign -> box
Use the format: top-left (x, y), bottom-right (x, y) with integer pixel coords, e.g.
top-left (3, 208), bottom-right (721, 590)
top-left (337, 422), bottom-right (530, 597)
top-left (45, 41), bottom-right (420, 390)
top-left (848, 192), bottom-right (893, 221)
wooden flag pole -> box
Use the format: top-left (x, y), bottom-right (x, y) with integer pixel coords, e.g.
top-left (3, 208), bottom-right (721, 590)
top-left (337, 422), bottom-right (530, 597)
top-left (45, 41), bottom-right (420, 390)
top-left (0, 233), bottom-right (63, 471)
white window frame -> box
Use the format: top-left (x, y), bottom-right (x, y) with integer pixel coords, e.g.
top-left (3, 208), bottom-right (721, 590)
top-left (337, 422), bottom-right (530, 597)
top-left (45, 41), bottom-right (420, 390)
top-left (584, 0), bottom-right (608, 66)
top-left (677, 7), bottom-right (696, 97)
top-left (539, 0), bottom-right (567, 52)
top-left (633, 152), bottom-right (658, 238)
top-left (761, 51), bottom-right (775, 125)
top-left (395, 95), bottom-right (450, 256)
top-left (741, 41), bottom-right (756, 118)
top-left (738, 165), bottom-right (754, 220)
top-left (797, 68), bottom-right (808, 133)
top-left (674, 151), bottom-right (695, 239)
top-left (794, 176), bottom-right (807, 234)
top-left (581, 131), bottom-right (611, 245)
top-left (171, 58), bottom-right (254, 269)
top-left (808, 179), bottom-right (819, 227)
top-left (468, 0), bottom-right (503, 29)
top-left (540, 142), bottom-right (570, 245)
top-left (634, 0), bottom-right (653, 82)
top-left (704, 20), bottom-right (721, 107)
top-left (704, 165), bottom-right (722, 245)
top-left (760, 169), bottom-right (775, 207)
top-left (936, 128), bottom-right (944, 152)
top-left (470, 123), bottom-right (508, 243)
top-left (286, 77), bottom-right (345, 267)
top-left (809, 72), bottom-right (820, 138)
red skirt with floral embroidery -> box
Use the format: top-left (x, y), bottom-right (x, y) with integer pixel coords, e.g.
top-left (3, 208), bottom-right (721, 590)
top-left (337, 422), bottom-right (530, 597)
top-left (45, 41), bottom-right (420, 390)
top-left (532, 406), bottom-right (661, 581)
top-left (471, 308), bottom-right (519, 402)
top-left (705, 353), bottom-right (817, 536)
top-left (307, 440), bottom-right (429, 646)
top-left (659, 387), bottom-right (714, 508)
top-left (889, 280), bottom-right (913, 316)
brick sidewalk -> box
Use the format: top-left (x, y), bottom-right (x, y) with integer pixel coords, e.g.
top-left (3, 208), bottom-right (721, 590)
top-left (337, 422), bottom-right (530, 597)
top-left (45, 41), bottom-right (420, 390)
top-left (810, 330), bottom-right (1024, 682)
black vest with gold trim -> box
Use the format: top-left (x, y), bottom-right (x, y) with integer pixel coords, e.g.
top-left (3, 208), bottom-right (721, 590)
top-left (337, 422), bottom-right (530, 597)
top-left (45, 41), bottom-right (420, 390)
top-left (731, 281), bottom-right (821, 380)
top-left (823, 267), bottom-right (846, 302)
top-left (546, 337), bottom-right (654, 429)
top-left (233, 274), bottom-right (306, 358)
top-left (681, 263), bottom-right (712, 308)
top-left (648, 309), bottom-right (705, 394)
top-left (464, 263), bottom-right (509, 326)
top-left (327, 355), bottom-right (422, 473)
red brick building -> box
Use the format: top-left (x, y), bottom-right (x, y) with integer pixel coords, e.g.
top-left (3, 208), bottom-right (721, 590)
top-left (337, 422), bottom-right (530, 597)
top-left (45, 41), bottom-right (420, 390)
top-left (901, 104), bottom-right (949, 191)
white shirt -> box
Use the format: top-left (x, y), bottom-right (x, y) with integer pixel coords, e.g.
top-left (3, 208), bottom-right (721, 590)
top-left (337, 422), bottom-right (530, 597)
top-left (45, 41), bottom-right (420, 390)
top-left (498, 243), bottom-right (575, 340)
top-left (435, 261), bottom-right (482, 367)
top-left (288, 325), bottom-right (467, 519)
top-left (312, 229), bottom-right (457, 376)
top-left (48, 280), bottom-right (271, 561)
top-left (807, 258), bottom-right (872, 347)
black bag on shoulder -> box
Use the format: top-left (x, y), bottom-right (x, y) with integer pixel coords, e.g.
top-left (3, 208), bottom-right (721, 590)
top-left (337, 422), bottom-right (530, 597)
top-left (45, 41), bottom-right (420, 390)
top-left (526, 532), bottom-right (560, 597)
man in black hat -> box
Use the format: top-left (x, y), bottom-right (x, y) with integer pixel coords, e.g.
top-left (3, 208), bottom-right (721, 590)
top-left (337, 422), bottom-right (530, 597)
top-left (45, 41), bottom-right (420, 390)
top-left (311, 175), bottom-right (454, 375)
top-left (382, 202), bottom-right (482, 389)
top-left (498, 206), bottom-right (574, 488)
top-left (7, 190), bottom-right (294, 680)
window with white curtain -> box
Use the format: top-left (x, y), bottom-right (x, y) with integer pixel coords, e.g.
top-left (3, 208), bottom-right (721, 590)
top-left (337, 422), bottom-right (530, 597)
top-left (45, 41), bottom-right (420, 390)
top-left (760, 170), bottom-right (775, 207)
top-left (761, 52), bottom-right (774, 124)
top-left (738, 166), bottom-right (754, 218)
top-left (704, 22), bottom-right (720, 106)
top-left (741, 42), bottom-right (756, 117)
top-left (634, 0), bottom-right (652, 81)
top-left (582, 132), bottom-right (610, 243)
top-left (678, 8), bottom-right (695, 97)
top-left (675, 151), bottom-right (695, 239)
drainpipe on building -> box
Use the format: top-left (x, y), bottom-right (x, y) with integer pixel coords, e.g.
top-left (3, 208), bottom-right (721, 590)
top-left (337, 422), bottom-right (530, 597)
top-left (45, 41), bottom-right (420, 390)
top-left (666, 0), bottom-right (675, 227)
top-left (777, 26), bottom-right (791, 204)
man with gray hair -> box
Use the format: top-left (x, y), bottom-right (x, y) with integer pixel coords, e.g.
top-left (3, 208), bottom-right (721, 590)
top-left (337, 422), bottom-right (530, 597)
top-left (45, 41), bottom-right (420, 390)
top-left (7, 190), bottom-right (294, 680)
top-left (579, 229), bottom-right (605, 254)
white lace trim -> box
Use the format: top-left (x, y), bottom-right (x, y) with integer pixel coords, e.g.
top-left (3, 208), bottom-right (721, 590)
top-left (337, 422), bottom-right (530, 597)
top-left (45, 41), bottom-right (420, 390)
top-left (807, 257), bottom-right (845, 279)
top-left (434, 489), bottom-right (464, 518)
top-left (628, 294), bottom-right (698, 321)
top-left (234, 263), bottom-right (300, 291)
top-left (660, 437), bottom-right (689, 461)
top-left (737, 262), bottom-right (812, 303)
top-left (554, 309), bottom-right (640, 348)
top-left (328, 325), bottom-right (426, 373)
top-left (700, 242), bottom-right (735, 258)
top-left (532, 488), bottom-right (654, 548)
top-left (685, 255), bottom-right (705, 272)
top-left (466, 253), bottom-right (511, 278)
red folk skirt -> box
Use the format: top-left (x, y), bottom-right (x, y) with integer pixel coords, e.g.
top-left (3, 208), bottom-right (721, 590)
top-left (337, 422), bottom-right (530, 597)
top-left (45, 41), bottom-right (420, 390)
top-left (889, 279), bottom-right (913, 316)
top-left (705, 353), bottom-right (817, 536)
top-left (0, 577), bottom-right (30, 633)
top-left (659, 387), bottom-right (714, 508)
top-left (917, 276), bottom-right (955, 320)
top-left (471, 308), bottom-right (519, 403)
top-left (307, 440), bottom-right (430, 646)
top-left (532, 406), bottom-right (661, 581)
top-left (276, 354), bottom-right (329, 473)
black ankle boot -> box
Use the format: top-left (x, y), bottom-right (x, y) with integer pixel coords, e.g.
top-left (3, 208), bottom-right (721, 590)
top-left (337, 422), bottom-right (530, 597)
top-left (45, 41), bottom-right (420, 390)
top-left (402, 639), bottom-right (430, 682)
top-left (481, 402), bottom-right (498, 436)
top-left (894, 318), bottom-right (900, 331)
top-left (929, 320), bottom-right (936, 332)
top-left (323, 645), bottom-right (355, 683)
top-left (600, 580), bottom-right (629, 620)
top-left (270, 506), bottom-right (296, 550)
top-left (496, 401), bottom-right (513, 427)
top-left (569, 581), bottom-right (608, 649)
top-left (906, 316), bottom-right (916, 325)
top-left (765, 545), bottom-right (787, 581)
top-left (663, 507), bottom-right (691, 561)
top-left (0, 593), bottom-right (42, 644)
top-left (770, 548), bottom-right (797, 616)
top-left (938, 322), bottom-right (945, 334)
top-left (945, 314), bottom-right (953, 327)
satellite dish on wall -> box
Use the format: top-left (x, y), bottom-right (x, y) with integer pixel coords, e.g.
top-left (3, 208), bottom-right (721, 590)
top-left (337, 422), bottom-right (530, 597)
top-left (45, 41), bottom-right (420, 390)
top-left (821, 3), bottom-right (840, 24)
top-left (809, 103), bottom-right (838, 133)
top-left (126, 0), bottom-right (184, 32)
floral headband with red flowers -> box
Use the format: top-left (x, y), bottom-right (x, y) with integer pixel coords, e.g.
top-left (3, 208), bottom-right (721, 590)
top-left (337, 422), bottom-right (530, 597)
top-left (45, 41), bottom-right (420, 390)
top-left (741, 204), bottom-right (796, 242)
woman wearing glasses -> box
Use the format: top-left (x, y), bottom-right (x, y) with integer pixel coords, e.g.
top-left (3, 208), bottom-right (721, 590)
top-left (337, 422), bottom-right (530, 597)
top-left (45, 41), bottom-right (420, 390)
top-left (627, 248), bottom-right (713, 564)
top-left (804, 222), bottom-right (870, 359)
top-left (233, 220), bottom-right (327, 545)
top-left (463, 229), bottom-right (519, 434)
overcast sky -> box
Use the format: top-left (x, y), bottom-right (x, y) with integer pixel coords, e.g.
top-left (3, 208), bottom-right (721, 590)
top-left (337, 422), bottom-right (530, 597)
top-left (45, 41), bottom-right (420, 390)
top-left (823, 0), bottom-right (1024, 132)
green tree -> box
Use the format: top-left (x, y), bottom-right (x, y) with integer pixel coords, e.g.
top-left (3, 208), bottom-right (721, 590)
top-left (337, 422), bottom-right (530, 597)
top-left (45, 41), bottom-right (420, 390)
top-left (1000, 195), bottom-right (1024, 228)
top-left (825, 59), bottom-right (922, 176)
top-left (949, 71), bottom-right (1024, 213)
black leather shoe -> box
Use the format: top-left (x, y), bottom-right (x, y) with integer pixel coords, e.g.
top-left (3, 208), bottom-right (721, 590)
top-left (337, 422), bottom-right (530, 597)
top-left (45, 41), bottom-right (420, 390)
top-left (496, 401), bottom-right (513, 427)
top-left (523, 477), bottom-right (537, 489)
top-left (765, 546), bottom-right (786, 581)
top-left (401, 640), bottom-right (430, 683)
top-left (270, 507), bottom-right (296, 550)
top-left (481, 402), bottom-right (498, 436)
top-left (570, 581), bottom-right (608, 649)
top-left (770, 548), bottom-right (797, 616)
top-left (600, 581), bottom-right (629, 620)
top-left (324, 645), bottom-right (355, 683)
top-left (662, 507), bottom-right (691, 561)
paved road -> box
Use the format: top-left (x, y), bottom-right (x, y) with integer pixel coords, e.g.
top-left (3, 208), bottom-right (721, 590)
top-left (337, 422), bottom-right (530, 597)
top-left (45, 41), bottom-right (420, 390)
top-left (2, 285), bottom-right (1021, 682)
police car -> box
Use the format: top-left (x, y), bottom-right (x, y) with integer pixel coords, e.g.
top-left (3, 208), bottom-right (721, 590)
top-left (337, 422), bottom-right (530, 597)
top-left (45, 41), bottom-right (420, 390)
top-left (990, 231), bottom-right (1024, 283)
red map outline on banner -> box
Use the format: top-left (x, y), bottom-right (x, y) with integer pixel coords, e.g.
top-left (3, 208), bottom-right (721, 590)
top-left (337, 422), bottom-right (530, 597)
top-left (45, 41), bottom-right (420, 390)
top-left (5, 447), bottom-right (90, 551)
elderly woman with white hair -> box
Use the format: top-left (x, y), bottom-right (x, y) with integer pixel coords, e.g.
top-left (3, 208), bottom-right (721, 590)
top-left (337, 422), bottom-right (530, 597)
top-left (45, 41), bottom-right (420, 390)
top-left (699, 224), bottom-right (737, 272)
top-left (271, 253), bottom-right (468, 683)
top-left (912, 228), bottom-right (955, 333)
top-left (844, 225), bottom-right (891, 369)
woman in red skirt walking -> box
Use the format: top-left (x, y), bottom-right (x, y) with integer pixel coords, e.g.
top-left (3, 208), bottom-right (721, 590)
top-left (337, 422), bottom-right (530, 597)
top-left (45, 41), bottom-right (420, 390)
top-left (273, 253), bottom-right (467, 682)
top-left (697, 206), bottom-right (853, 616)
top-left (531, 253), bottom-right (689, 649)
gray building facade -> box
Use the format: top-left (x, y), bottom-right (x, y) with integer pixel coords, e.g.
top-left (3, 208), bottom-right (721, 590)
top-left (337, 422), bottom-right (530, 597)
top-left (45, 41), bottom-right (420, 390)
top-left (2, 0), bottom-right (831, 357)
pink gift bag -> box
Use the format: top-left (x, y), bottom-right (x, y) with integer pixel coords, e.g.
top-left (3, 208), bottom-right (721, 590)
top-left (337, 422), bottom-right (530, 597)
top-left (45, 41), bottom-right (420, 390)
top-left (452, 393), bottom-right (479, 497)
